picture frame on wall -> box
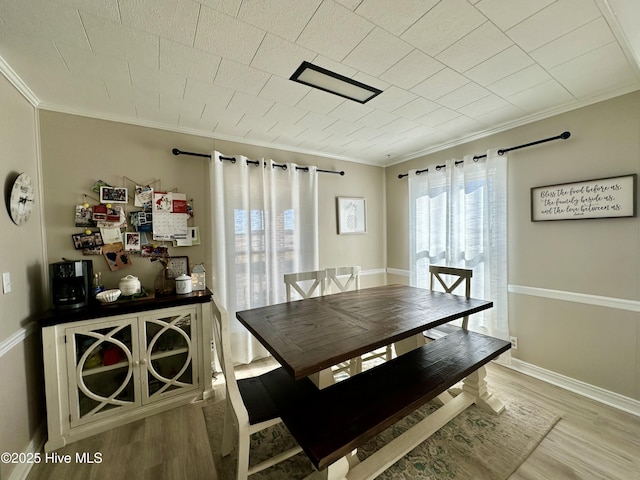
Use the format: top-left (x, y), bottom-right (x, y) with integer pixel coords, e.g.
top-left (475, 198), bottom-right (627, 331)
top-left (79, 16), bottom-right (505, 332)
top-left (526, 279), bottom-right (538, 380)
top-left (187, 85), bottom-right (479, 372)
top-left (337, 197), bottom-right (366, 234)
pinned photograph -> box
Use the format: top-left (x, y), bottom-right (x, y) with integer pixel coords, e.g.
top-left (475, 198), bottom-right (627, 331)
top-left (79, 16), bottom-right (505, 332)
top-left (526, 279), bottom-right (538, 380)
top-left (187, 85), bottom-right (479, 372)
top-left (124, 232), bottom-right (141, 251)
top-left (100, 186), bottom-right (128, 204)
top-left (135, 185), bottom-right (154, 209)
top-left (75, 204), bottom-right (96, 227)
top-left (72, 232), bottom-right (104, 250)
top-left (92, 204), bottom-right (108, 221)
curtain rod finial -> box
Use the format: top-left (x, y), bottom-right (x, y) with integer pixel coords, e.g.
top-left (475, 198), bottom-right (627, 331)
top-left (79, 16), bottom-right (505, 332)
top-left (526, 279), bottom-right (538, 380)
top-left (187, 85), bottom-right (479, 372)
top-left (560, 131), bottom-right (571, 139)
top-left (172, 148), bottom-right (181, 156)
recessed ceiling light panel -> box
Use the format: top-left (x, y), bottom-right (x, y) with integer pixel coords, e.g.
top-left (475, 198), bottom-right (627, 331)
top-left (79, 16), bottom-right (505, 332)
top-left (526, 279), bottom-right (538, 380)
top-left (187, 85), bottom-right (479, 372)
top-left (290, 61), bottom-right (383, 104)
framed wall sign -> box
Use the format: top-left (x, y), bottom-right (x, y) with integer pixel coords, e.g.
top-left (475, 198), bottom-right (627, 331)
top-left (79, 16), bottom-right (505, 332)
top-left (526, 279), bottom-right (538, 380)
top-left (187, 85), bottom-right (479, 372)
top-left (531, 174), bottom-right (637, 221)
top-left (337, 197), bottom-right (366, 234)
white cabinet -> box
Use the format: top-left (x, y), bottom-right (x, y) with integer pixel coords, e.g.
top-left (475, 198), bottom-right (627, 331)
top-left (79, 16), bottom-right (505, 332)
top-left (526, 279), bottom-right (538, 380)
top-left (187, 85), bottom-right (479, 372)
top-left (41, 295), bottom-right (213, 451)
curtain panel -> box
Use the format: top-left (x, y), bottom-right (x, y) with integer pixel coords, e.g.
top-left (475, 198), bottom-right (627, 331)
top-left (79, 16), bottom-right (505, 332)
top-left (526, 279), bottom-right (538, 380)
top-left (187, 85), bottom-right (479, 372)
top-left (408, 149), bottom-right (509, 340)
top-left (210, 151), bottom-right (319, 364)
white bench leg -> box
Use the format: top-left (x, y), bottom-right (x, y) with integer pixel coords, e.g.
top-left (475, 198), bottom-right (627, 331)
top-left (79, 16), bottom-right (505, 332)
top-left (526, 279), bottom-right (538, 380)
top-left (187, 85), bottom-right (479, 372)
top-left (461, 366), bottom-right (505, 414)
top-left (304, 456), bottom-right (350, 480)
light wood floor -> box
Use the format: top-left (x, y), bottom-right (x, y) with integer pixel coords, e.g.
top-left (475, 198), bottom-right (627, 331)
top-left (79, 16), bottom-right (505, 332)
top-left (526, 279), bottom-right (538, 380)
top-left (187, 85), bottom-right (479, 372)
top-left (27, 360), bottom-right (640, 480)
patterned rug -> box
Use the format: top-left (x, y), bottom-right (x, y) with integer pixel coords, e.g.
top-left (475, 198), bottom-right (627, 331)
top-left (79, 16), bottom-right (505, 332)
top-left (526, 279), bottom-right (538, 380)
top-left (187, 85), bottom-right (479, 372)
top-left (202, 391), bottom-right (560, 480)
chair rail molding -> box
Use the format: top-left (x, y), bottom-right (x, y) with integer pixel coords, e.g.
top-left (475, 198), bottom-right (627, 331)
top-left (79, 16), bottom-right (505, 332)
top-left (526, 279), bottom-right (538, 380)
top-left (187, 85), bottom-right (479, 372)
top-left (508, 284), bottom-right (640, 313)
top-left (0, 321), bottom-right (38, 358)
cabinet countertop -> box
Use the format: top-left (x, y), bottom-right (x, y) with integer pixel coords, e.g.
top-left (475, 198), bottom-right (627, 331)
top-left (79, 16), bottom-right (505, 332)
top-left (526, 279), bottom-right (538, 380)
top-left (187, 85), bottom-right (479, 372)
top-left (39, 288), bottom-right (213, 327)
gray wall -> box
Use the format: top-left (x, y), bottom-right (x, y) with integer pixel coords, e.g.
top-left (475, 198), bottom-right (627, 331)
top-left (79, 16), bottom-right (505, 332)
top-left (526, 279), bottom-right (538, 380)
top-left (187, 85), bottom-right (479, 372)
top-left (385, 91), bottom-right (640, 400)
top-left (0, 75), bottom-right (46, 480)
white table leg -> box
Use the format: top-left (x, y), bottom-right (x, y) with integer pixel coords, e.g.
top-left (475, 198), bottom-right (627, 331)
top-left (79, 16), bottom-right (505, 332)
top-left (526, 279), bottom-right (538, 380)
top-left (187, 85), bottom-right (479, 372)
top-left (393, 334), bottom-right (426, 356)
top-left (461, 366), bottom-right (505, 414)
top-left (309, 368), bottom-right (336, 389)
top-left (304, 456), bottom-right (350, 480)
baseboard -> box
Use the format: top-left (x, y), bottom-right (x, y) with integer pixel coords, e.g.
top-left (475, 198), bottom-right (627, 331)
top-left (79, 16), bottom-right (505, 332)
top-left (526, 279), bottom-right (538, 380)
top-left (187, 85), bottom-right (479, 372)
top-left (385, 268), bottom-right (409, 277)
top-left (506, 358), bottom-right (640, 417)
top-left (7, 422), bottom-right (46, 480)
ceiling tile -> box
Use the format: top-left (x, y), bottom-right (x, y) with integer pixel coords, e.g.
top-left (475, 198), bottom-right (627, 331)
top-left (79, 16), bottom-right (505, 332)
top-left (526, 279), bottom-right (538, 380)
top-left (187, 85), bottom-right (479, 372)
top-left (392, 97), bottom-right (441, 120)
top-left (464, 45), bottom-right (534, 85)
top-left (159, 38), bottom-right (221, 83)
top-left (436, 82), bottom-right (491, 110)
top-left (530, 18), bottom-right (615, 70)
top-left (227, 91), bottom-right (274, 116)
top-left (214, 59), bottom-right (270, 96)
top-left (416, 107), bottom-right (461, 127)
top-left (358, 109), bottom-right (397, 129)
top-left (550, 42), bottom-right (638, 98)
top-left (343, 27), bottom-right (413, 77)
top-left (367, 86), bottom-right (417, 113)
top-left (379, 49), bottom-right (444, 90)
top-left (0, 0), bottom-right (90, 49)
top-left (476, 103), bottom-right (526, 126)
top-left (401, 0), bottom-right (486, 56)
top-left (328, 101), bottom-right (373, 122)
top-left (296, 111), bottom-right (339, 130)
top-left (53, 0), bottom-right (121, 22)
top-left (237, 0), bottom-right (321, 42)
top-left (506, 0), bottom-right (601, 52)
top-left (250, 34), bottom-right (317, 78)
top-left (295, 89), bottom-right (345, 115)
top-left (322, 119), bottom-right (364, 137)
top-left (436, 21), bottom-right (513, 72)
top-left (437, 115), bottom-right (483, 134)
top-left (129, 63), bottom-right (186, 97)
top-left (258, 75), bottom-right (310, 106)
top-left (486, 64), bottom-right (551, 97)
top-left (184, 78), bottom-right (234, 108)
top-left (194, 5), bottom-right (265, 65)
top-left (475, 0), bottom-right (555, 30)
top-left (355, 0), bottom-right (439, 35)
top-left (56, 43), bottom-right (130, 84)
top-left (160, 93), bottom-right (206, 119)
top-left (236, 115), bottom-right (277, 134)
top-left (457, 94), bottom-right (511, 118)
top-left (411, 68), bottom-right (470, 100)
top-left (263, 103), bottom-right (314, 125)
top-left (81, 12), bottom-right (159, 69)
top-left (506, 79), bottom-right (574, 113)
top-left (119, 0), bottom-right (199, 46)
top-left (198, 0), bottom-right (242, 17)
top-left (296, 1), bottom-right (374, 61)
top-left (382, 117), bottom-right (421, 135)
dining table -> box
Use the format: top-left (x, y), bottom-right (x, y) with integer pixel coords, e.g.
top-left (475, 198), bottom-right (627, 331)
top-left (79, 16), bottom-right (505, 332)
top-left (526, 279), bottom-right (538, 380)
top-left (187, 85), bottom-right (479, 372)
top-left (236, 283), bottom-right (494, 388)
top-left (235, 283), bottom-right (509, 480)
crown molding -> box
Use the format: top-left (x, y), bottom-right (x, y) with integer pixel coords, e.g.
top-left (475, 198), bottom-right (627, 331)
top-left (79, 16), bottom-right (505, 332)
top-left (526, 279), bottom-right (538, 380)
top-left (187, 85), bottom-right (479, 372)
top-left (0, 55), bottom-right (40, 107)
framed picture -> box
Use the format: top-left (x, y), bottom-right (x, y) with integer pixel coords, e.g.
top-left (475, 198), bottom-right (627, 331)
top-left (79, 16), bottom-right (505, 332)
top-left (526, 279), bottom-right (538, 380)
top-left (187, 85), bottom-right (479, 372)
top-left (531, 174), bottom-right (637, 221)
top-left (72, 232), bottom-right (104, 250)
top-left (167, 256), bottom-right (189, 278)
top-left (100, 186), bottom-right (128, 204)
top-left (337, 197), bottom-right (366, 234)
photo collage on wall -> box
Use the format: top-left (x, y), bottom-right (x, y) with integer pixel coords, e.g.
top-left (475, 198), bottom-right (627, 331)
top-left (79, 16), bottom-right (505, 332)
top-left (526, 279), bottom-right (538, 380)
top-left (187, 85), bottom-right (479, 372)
top-left (73, 179), bottom-right (198, 272)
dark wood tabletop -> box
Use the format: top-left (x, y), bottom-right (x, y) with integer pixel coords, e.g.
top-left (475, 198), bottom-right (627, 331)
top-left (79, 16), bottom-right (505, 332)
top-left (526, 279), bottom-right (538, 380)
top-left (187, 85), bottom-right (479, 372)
top-left (236, 284), bottom-right (493, 380)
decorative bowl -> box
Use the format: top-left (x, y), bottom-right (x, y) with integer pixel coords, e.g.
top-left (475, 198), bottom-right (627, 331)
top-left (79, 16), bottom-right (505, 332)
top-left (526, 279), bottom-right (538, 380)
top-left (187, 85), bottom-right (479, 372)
top-left (96, 289), bottom-right (121, 303)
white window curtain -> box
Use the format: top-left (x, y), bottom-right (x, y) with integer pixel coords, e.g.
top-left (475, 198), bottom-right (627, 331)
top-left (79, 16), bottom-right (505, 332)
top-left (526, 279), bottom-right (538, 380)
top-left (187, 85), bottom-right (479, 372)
top-left (210, 151), bottom-right (319, 364)
top-left (408, 149), bottom-right (508, 340)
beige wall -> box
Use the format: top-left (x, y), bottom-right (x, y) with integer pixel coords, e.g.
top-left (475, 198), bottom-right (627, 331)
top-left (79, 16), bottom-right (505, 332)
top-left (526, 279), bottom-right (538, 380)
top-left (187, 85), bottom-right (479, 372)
top-left (0, 75), bottom-right (46, 479)
top-left (39, 112), bottom-right (387, 295)
top-left (386, 91), bottom-right (640, 399)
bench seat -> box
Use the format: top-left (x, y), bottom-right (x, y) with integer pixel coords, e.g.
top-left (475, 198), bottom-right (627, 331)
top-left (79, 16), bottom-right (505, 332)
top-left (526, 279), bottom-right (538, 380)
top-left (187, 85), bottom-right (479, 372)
top-left (258, 329), bottom-right (511, 471)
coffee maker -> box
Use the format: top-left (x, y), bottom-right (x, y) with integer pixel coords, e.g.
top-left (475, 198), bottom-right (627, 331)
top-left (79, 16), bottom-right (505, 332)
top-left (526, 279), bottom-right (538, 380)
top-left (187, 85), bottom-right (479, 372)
top-left (50, 260), bottom-right (92, 309)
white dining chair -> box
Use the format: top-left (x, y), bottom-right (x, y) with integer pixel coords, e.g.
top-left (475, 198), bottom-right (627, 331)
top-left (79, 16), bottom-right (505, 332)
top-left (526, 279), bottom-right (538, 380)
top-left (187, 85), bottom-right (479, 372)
top-left (284, 269), bottom-right (327, 302)
top-left (326, 267), bottom-right (393, 376)
top-left (211, 295), bottom-right (302, 479)
top-left (425, 265), bottom-right (473, 339)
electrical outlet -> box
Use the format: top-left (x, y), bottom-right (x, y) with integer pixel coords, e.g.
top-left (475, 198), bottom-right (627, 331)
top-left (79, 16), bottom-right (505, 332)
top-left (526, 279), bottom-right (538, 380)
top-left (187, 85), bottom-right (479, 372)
top-left (509, 336), bottom-right (518, 350)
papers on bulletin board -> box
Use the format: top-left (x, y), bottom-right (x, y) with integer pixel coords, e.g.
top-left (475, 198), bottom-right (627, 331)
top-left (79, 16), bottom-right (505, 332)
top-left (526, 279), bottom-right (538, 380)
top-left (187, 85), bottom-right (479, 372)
top-left (152, 192), bottom-right (188, 240)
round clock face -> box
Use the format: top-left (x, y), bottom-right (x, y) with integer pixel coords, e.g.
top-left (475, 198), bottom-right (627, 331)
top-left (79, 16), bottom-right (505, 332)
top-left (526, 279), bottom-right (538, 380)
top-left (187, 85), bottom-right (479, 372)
top-left (9, 173), bottom-right (35, 225)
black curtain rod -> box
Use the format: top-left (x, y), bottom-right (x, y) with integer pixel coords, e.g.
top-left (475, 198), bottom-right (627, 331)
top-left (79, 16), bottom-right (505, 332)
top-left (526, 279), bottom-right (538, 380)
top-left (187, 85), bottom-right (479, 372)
top-left (172, 148), bottom-right (345, 176)
top-left (397, 131), bottom-right (571, 179)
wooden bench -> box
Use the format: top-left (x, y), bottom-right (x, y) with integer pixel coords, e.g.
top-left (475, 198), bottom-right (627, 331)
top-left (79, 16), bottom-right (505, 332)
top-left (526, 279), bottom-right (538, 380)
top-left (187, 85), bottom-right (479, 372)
top-left (256, 329), bottom-right (511, 479)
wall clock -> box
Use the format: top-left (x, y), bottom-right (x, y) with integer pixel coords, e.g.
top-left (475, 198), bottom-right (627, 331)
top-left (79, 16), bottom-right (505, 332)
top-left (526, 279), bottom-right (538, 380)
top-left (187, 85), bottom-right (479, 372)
top-left (8, 173), bottom-right (35, 225)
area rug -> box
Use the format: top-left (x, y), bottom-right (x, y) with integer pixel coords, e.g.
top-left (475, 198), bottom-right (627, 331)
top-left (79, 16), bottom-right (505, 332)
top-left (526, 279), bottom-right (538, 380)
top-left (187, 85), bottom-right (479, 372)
top-left (202, 393), bottom-right (560, 480)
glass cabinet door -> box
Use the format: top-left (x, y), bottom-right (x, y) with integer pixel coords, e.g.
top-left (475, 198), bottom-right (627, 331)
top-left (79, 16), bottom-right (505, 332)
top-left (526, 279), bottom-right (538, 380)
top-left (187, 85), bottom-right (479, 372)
top-left (66, 318), bottom-right (140, 427)
top-left (141, 308), bottom-right (198, 403)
